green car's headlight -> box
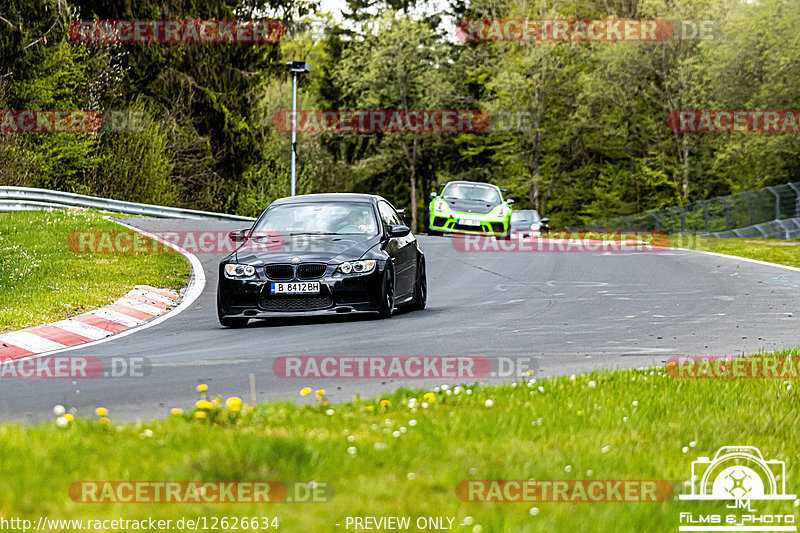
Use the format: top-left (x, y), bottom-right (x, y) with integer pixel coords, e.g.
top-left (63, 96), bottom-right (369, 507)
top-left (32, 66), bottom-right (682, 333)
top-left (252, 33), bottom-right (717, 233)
top-left (493, 205), bottom-right (510, 218)
top-left (224, 264), bottom-right (256, 278)
top-left (433, 200), bottom-right (448, 212)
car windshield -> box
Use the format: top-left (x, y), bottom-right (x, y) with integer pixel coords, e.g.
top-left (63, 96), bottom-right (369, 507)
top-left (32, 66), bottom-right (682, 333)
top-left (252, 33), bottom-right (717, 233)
top-left (511, 210), bottom-right (540, 224)
top-left (442, 183), bottom-right (501, 204)
top-left (252, 202), bottom-right (379, 236)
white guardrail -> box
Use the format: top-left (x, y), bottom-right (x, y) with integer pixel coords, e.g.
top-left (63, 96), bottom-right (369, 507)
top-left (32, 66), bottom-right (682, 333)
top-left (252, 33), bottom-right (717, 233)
top-left (0, 187), bottom-right (256, 221)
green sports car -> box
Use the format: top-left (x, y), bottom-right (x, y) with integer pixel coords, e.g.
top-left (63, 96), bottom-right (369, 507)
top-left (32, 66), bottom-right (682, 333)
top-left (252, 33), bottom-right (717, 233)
top-left (427, 181), bottom-right (514, 237)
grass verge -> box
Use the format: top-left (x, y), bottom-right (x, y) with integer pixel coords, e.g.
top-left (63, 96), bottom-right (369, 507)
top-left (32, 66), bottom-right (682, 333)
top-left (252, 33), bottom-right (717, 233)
top-left (669, 234), bottom-right (800, 267)
top-left (2, 363), bottom-right (799, 532)
top-left (0, 209), bottom-right (190, 332)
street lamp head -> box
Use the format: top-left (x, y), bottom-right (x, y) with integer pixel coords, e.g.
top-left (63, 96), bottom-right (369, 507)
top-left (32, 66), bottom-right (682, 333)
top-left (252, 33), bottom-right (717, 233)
top-left (287, 61), bottom-right (310, 74)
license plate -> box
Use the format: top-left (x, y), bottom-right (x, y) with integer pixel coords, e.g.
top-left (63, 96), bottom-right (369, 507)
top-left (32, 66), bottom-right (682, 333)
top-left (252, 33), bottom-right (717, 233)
top-left (459, 218), bottom-right (481, 226)
top-left (270, 282), bottom-right (320, 294)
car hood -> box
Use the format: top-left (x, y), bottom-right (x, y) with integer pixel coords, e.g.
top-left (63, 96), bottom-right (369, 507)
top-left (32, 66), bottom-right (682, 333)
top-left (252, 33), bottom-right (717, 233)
top-left (441, 198), bottom-right (499, 215)
top-left (232, 234), bottom-right (378, 265)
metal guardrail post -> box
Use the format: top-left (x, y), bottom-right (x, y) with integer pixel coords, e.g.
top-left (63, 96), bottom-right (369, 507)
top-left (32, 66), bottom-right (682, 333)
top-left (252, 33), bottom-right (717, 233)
top-left (788, 182), bottom-right (800, 218)
top-left (592, 221), bottom-right (602, 230)
top-left (647, 210), bottom-right (660, 231)
top-left (721, 197), bottom-right (731, 230)
top-left (766, 186), bottom-right (781, 220)
top-left (673, 205), bottom-right (685, 233)
top-left (620, 216), bottom-right (631, 230)
top-left (743, 191), bottom-right (755, 225)
top-left (697, 200), bottom-right (710, 233)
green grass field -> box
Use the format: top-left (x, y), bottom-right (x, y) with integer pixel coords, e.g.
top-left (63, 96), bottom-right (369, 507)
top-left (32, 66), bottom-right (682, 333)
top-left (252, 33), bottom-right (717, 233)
top-left (2, 365), bottom-right (798, 532)
top-left (0, 210), bottom-right (190, 332)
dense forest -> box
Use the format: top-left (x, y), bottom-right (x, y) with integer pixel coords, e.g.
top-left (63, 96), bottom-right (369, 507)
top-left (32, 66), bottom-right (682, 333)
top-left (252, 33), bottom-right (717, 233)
top-left (1, 0), bottom-right (799, 230)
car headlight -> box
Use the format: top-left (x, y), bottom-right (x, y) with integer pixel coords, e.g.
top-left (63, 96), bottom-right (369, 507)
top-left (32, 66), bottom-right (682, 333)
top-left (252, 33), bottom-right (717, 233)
top-left (433, 200), bottom-right (448, 212)
top-left (337, 260), bottom-right (376, 274)
top-left (224, 264), bottom-right (256, 278)
top-left (531, 223), bottom-right (540, 230)
top-left (493, 205), bottom-right (509, 218)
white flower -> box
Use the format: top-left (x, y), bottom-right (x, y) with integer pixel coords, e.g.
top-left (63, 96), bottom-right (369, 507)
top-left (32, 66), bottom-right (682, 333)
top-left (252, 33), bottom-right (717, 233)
top-left (326, 409), bottom-right (334, 416)
top-left (529, 507), bottom-right (539, 516)
top-left (538, 386), bottom-right (545, 392)
top-left (347, 446), bottom-right (357, 455)
top-left (588, 381), bottom-right (596, 388)
top-left (409, 419), bottom-right (417, 426)
top-left (564, 465), bottom-right (572, 473)
top-left (374, 443), bottom-right (388, 450)
top-left (623, 417), bottom-right (628, 422)
top-left (484, 399), bottom-right (494, 408)
top-left (347, 435), bottom-right (355, 442)
top-left (601, 445), bottom-right (610, 453)
top-left (689, 441), bottom-right (696, 448)
top-left (400, 427), bottom-right (407, 433)
top-left (463, 516), bottom-right (473, 526)
top-left (422, 402), bottom-right (429, 408)
top-left (393, 431), bottom-right (401, 437)
top-left (569, 374), bottom-right (576, 381)
top-left (56, 416), bottom-right (69, 428)
top-left (143, 429), bottom-right (153, 438)
top-left (407, 472), bottom-right (416, 480)
top-left (446, 390), bottom-right (452, 395)
top-left (473, 526), bottom-right (482, 533)
top-left (53, 404), bottom-right (66, 416)
top-left (586, 470), bottom-right (594, 477)
top-left (682, 446), bottom-right (689, 453)
top-left (441, 384), bottom-right (449, 390)
top-left (632, 400), bottom-right (638, 407)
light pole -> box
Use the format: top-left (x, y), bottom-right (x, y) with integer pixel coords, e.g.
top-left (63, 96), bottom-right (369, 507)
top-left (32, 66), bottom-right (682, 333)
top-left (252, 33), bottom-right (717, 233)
top-left (287, 61), bottom-right (310, 196)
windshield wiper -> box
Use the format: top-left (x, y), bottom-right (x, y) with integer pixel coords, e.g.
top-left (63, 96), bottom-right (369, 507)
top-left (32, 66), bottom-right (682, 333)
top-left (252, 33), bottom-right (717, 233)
top-left (288, 231), bottom-right (339, 236)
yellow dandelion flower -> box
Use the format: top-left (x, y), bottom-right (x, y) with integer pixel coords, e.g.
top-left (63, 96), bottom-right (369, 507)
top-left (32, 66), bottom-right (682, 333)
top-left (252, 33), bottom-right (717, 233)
top-left (226, 397), bottom-right (242, 407)
top-left (380, 400), bottom-right (391, 408)
top-left (423, 392), bottom-right (436, 402)
top-left (195, 411), bottom-right (207, 419)
top-left (170, 408), bottom-right (184, 416)
top-left (195, 400), bottom-right (213, 410)
top-left (300, 387), bottom-right (312, 396)
top-left (99, 417), bottom-right (110, 425)
top-left (196, 384), bottom-right (208, 392)
top-left (315, 389), bottom-right (326, 399)
top-left (64, 414), bottom-right (74, 422)
top-left (365, 406), bottom-right (375, 412)
top-left (230, 404), bottom-right (241, 413)
top-left (212, 397), bottom-right (222, 407)
top-left (95, 407), bottom-right (108, 417)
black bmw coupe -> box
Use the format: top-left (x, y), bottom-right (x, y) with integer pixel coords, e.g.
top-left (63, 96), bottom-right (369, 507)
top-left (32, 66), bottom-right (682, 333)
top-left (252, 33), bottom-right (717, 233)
top-left (217, 193), bottom-right (427, 327)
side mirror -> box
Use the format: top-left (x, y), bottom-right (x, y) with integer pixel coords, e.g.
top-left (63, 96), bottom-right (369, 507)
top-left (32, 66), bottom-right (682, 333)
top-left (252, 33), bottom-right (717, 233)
top-left (429, 192), bottom-right (437, 198)
top-left (438, 183), bottom-right (446, 187)
top-left (387, 224), bottom-right (411, 238)
top-left (541, 218), bottom-right (549, 225)
top-left (396, 208), bottom-right (406, 220)
top-left (228, 229), bottom-right (250, 242)
top-left (507, 199), bottom-right (515, 205)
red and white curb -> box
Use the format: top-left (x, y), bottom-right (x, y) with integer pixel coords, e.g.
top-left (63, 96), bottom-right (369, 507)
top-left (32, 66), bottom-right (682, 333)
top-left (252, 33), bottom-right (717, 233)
top-left (0, 286), bottom-right (179, 360)
top-left (0, 216), bottom-right (206, 361)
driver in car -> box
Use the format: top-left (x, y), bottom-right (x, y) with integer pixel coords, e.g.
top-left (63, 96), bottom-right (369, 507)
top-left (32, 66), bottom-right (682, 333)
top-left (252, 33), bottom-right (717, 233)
top-left (340, 210), bottom-right (375, 233)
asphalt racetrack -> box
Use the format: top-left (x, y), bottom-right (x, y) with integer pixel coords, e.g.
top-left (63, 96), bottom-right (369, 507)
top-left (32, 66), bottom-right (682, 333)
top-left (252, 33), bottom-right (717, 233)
top-left (3, 217), bottom-right (800, 421)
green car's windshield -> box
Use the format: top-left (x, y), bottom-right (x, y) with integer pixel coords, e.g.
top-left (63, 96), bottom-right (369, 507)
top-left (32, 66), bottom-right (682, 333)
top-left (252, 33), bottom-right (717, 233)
top-left (442, 183), bottom-right (501, 204)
